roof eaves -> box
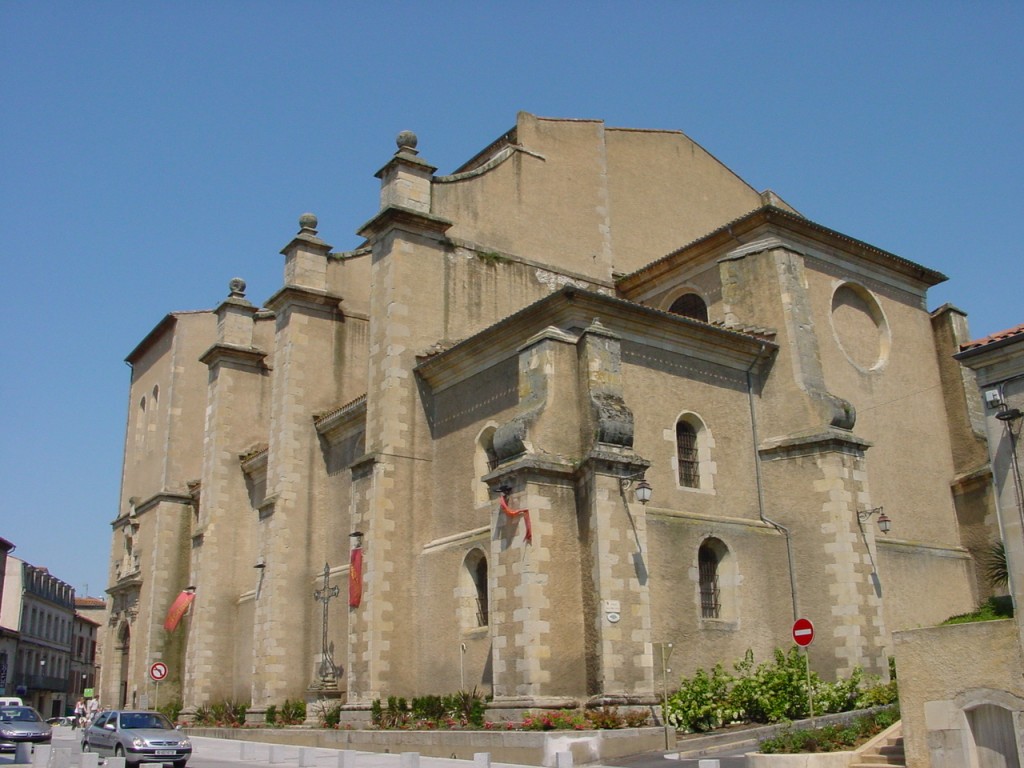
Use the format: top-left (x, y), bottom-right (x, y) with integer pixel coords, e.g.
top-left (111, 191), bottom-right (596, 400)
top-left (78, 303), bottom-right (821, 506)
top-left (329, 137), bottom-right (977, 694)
top-left (617, 205), bottom-right (947, 291)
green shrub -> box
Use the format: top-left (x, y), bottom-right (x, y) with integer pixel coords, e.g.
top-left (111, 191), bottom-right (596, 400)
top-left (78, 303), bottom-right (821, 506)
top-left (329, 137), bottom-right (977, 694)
top-left (443, 689), bottom-right (487, 727)
top-left (376, 690), bottom-right (487, 729)
top-left (371, 697), bottom-right (409, 728)
top-left (856, 677), bottom-right (898, 708)
top-left (758, 705), bottom-right (900, 753)
top-left (193, 704), bottom-right (214, 726)
top-left (942, 596), bottom-right (1014, 625)
top-left (157, 699), bottom-right (183, 723)
top-left (411, 695), bottom-right (447, 722)
top-left (265, 704), bottom-right (277, 725)
top-left (814, 666), bottom-right (862, 716)
top-left (666, 663), bottom-right (738, 732)
top-left (192, 700), bottom-right (247, 726)
top-left (278, 699), bottom-right (306, 725)
top-left (731, 648), bottom-right (812, 723)
top-left (665, 648), bottom-right (898, 733)
top-left (318, 702), bottom-right (342, 728)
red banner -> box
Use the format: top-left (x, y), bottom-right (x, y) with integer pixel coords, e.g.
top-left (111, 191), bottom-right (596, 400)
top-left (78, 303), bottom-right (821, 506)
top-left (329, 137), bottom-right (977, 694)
top-left (499, 495), bottom-right (532, 544)
top-left (163, 589), bottom-right (195, 631)
top-left (349, 548), bottom-right (363, 608)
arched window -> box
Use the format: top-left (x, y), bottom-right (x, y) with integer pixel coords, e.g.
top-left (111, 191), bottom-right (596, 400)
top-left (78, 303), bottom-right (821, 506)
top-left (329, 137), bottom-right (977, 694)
top-left (698, 539), bottom-right (724, 619)
top-left (135, 396), bottom-right (147, 450)
top-left (676, 420), bottom-right (699, 488)
top-left (668, 293), bottom-right (708, 322)
top-left (461, 549), bottom-right (489, 628)
top-left (695, 537), bottom-right (738, 623)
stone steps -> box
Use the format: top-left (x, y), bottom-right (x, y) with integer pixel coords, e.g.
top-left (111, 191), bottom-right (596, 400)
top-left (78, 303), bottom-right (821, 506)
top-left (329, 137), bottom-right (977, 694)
top-left (851, 722), bottom-right (904, 768)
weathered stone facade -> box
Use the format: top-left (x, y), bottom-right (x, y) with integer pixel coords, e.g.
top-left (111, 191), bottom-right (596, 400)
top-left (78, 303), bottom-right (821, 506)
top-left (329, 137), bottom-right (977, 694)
top-left (100, 113), bottom-right (995, 719)
top-left (892, 324), bottom-right (1024, 768)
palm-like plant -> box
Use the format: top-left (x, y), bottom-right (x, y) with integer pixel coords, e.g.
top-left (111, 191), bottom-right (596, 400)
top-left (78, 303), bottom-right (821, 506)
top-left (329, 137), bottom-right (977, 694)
top-left (984, 540), bottom-right (1009, 588)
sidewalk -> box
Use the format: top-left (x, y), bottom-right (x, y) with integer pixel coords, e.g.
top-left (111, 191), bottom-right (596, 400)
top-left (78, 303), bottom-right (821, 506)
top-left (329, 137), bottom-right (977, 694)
top-left (188, 734), bottom-right (548, 768)
top-left (1, 727), bottom-right (572, 768)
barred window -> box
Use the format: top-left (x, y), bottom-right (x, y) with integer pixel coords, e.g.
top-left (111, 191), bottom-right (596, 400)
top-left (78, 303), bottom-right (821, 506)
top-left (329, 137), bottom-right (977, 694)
top-left (676, 420), bottom-right (699, 488)
top-left (698, 541), bottom-right (722, 619)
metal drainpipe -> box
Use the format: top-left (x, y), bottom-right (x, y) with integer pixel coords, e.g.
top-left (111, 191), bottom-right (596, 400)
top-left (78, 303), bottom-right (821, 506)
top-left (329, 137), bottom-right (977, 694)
top-left (747, 344), bottom-right (800, 622)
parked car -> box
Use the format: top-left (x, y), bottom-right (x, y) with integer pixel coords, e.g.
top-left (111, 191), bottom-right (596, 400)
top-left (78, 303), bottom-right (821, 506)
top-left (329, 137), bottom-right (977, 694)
top-left (0, 705), bottom-right (52, 752)
top-left (81, 710), bottom-right (191, 767)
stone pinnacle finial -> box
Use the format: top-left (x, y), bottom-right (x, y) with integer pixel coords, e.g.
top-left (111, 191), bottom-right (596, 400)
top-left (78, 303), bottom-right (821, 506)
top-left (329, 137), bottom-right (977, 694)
top-left (396, 130), bottom-right (418, 154)
top-left (228, 277), bottom-right (246, 298)
top-left (298, 212), bottom-right (318, 233)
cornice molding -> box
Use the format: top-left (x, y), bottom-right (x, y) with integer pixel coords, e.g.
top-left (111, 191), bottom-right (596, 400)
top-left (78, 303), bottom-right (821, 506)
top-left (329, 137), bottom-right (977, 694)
top-left (357, 205), bottom-right (453, 241)
top-left (416, 287), bottom-right (775, 394)
top-left (199, 342), bottom-right (267, 370)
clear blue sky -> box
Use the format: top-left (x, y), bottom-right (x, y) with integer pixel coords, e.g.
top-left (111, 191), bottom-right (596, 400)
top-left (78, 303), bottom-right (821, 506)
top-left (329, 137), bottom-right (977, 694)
top-left (2, 2), bottom-right (1021, 599)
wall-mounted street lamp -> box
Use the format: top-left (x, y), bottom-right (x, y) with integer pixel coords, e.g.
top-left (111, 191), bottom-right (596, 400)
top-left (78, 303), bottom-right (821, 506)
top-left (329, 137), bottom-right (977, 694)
top-left (619, 473), bottom-right (653, 505)
top-left (858, 506), bottom-right (892, 534)
top-left (996, 408), bottom-right (1023, 423)
top-left (254, 556), bottom-right (266, 569)
top-left (350, 531), bottom-right (364, 550)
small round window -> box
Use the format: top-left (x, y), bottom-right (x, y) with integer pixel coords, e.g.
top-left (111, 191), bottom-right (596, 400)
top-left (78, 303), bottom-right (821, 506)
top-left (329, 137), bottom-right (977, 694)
top-left (830, 283), bottom-right (889, 371)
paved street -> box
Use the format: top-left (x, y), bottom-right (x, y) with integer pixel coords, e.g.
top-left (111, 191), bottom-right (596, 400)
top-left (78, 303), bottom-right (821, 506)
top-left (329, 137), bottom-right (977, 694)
top-left (0, 726), bottom-right (747, 768)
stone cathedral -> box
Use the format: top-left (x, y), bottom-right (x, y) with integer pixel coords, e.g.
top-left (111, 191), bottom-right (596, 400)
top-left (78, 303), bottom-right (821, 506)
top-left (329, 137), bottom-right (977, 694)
top-left (101, 112), bottom-right (997, 721)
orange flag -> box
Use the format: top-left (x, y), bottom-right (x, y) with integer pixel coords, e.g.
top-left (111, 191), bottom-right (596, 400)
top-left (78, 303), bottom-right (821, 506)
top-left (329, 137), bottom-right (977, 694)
top-left (499, 495), bottom-right (532, 544)
top-left (349, 548), bottom-right (363, 607)
top-left (163, 590), bottom-right (195, 631)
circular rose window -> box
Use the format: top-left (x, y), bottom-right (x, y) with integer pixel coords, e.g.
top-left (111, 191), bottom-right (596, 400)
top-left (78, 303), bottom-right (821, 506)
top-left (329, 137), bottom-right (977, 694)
top-left (831, 283), bottom-right (889, 371)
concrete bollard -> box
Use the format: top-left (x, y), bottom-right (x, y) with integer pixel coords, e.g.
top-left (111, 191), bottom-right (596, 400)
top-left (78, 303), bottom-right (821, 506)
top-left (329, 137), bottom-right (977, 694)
top-left (698, 761), bottom-right (721, 768)
top-left (79, 752), bottom-right (100, 768)
top-left (241, 741), bottom-right (257, 760)
top-left (400, 752), bottom-right (420, 768)
top-left (12, 742), bottom-right (31, 764)
top-left (474, 753), bottom-right (492, 768)
top-left (339, 748), bottom-right (358, 768)
top-left (269, 744), bottom-right (285, 764)
top-left (51, 746), bottom-right (73, 768)
top-left (556, 751), bottom-right (574, 768)
top-left (105, 757), bottom-right (127, 768)
top-left (299, 747), bottom-right (317, 767)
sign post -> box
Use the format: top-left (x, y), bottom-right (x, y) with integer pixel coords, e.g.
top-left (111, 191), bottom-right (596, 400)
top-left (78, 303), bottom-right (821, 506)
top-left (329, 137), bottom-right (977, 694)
top-left (149, 662), bottom-right (168, 710)
top-left (792, 618), bottom-right (815, 721)
top-left (653, 642), bottom-right (675, 749)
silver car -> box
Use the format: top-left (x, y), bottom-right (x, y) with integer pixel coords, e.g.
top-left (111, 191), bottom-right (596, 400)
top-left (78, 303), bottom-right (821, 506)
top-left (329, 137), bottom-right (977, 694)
top-left (0, 705), bottom-right (52, 752)
top-left (81, 710), bottom-right (191, 767)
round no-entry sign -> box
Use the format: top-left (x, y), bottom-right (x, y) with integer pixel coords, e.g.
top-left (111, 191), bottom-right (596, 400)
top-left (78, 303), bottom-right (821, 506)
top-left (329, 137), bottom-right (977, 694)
top-left (792, 618), bottom-right (814, 647)
top-left (149, 662), bottom-right (168, 682)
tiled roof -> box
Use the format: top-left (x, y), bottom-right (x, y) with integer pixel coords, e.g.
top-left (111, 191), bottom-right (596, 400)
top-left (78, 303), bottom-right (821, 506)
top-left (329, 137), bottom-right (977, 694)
top-left (960, 323), bottom-right (1024, 352)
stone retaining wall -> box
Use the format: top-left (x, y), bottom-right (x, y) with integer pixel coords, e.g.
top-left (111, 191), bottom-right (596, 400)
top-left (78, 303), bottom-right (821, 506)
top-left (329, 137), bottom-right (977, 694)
top-left (185, 726), bottom-right (669, 767)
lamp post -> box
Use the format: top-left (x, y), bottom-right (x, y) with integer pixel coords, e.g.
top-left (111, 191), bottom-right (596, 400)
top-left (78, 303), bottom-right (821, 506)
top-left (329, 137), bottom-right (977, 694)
top-left (619, 473), bottom-right (653, 505)
top-left (857, 506), bottom-right (892, 534)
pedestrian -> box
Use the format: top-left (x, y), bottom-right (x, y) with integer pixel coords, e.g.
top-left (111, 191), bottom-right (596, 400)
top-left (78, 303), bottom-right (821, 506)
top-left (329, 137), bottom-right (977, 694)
top-left (86, 696), bottom-right (99, 725)
top-left (73, 698), bottom-right (86, 729)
